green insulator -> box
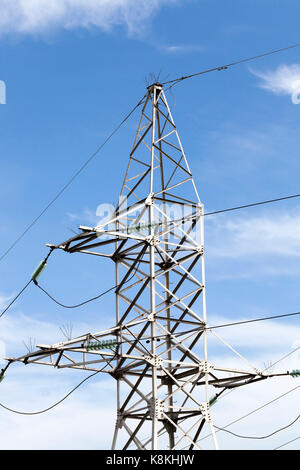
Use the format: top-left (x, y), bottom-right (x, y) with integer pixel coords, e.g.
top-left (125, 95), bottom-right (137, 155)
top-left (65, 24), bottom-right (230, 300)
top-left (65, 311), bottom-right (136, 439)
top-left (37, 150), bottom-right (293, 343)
top-left (290, 369), bottom-right (300, 378)
top-left (31, 261), bottom-right (47, 281)
top-left (209, 395), bottom-right (217, 407)
top-left (87, 339), bottom-right (117, 351)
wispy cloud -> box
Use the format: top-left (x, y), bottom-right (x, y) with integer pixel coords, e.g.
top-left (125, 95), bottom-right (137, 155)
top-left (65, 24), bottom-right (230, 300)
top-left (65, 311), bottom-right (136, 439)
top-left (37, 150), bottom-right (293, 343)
top-left (66, 207), bottom-right (99, 227)
top-left (0, 293), bottom-right (11, 310)
top-left (160, 44), bottom-right (204, 54)
top-left (0, 365), bottom-right (116, 449)
top-left (206, 207), bottom-right (300, 260)
top-left (207, 314), bottom-right (300, 357)
top-left (0, 0), bottom-right (178, 37)
top-left (204, 206), bottom-right (300, 280)
top-left (251, 64), bottom-right (300, 104)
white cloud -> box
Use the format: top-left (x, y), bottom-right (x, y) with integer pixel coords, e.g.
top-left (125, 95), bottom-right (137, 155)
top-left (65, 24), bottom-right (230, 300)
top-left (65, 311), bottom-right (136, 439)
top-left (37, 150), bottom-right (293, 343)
top-left (206, 207), bottom-right (300, 260)
top-left (252, 64), bottom-right (300, 104)
top-left (0, 310), bottom-right (114, 365)
top-left (0, 0), bottom-right (178, 37)
top-left (0, 365), bottom-right (117, 449)
top-left (66, 206), bottom-right (100, 227)
top-left (207, 315), bottom-right (300, 356)
top-left (207, 377), bottom-right (299, 450)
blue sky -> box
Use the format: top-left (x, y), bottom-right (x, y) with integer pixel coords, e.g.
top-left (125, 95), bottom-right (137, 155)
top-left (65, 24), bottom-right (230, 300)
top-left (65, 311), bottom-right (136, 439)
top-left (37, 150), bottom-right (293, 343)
top-left (1, 0), bottom-right (300, 450)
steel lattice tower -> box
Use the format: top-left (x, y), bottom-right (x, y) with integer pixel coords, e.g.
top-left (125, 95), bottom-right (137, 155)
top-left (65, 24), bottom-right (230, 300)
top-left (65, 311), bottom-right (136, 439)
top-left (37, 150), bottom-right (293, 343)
top-left (5, 84), bottom-right (289, 450)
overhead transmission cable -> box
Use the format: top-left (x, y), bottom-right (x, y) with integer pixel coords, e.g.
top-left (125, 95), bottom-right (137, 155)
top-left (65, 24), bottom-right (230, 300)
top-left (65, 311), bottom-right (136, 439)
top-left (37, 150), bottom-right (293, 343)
top-left (203, 193), bottom-right (300, 217)
top-left (128, 343), bottom-right (300, 450)
top-left (208, 343), bottom-right (300, 409)
top-left (2, 42), bottom-right (300, 265)
top-left (0, 95), bottom-right (146, 265)
top-left (274, 435), bottom-right (300, 450)
top-left (161, 41), bottom-right (300, 88)
top-left (0, 247), bottom-right (54, 319)
top-left (129, 386), bottom-right (300, 451)
top-left (33, 259), bottom-right (142, 309)
top-left (115, 310), bottom-right (300, 346)
top-left (206, 310), bottom-right (300, 330)
top-left (0, 254), bottom-right (142, 317)
top-left (191, 385), bottom-right (300, 448)
top-left (4, 270), bottom-right (300, 330)
top-left (34, 281), bottom-right (121, 309)
top-left (0, 279), bottom-right (32, 320)
top-left (0, 360), bottom-right (115, 416)
top-left (0, 371), bottom-right (99, 415)
top-left (162, 192), bottom-right (300, 230)
top-left (214, 414), bottom-right (300, 440)
top-left (128, 347), bottom-right (300, 450)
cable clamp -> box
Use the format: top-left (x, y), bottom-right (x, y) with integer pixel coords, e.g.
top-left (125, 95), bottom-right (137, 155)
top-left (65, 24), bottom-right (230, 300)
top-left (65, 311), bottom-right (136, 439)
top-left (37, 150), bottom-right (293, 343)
top-left (198, 360), bottom-right (214, 373)
top-left (199, 403), bottom-right (212, 422)
top-left (149, 398), bottom-right (164, 419)
top-left (146, 236), bottom-right (160, 246)
top-left (145, 193), bottom-right (154, 206)
top-left (143, 356), bottom-right (163, 367)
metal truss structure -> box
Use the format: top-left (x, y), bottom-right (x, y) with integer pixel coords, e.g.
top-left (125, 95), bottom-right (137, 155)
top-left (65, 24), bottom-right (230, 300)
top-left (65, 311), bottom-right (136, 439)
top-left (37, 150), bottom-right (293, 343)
top-left (5, 84), bottom-right (290, 450)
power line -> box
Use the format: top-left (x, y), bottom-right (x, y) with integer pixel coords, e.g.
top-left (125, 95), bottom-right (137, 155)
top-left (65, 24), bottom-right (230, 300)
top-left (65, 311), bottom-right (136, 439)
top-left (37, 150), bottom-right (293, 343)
top-left (2, 41), bottom-right (300, 267)
top-left (0, 95), bottom-right (145, 265)
top-left (269, 346), bottom-right (300, 371)
top-left (33, 259), bottom-right (142, 309)
top-left (128, 345), bottom-right (300, 450)
top-left (207, 310), bottom-right (300, 331)
top-left (215, 413), bottom-right (300, 440)
top-left (178, 343), bottom-right (300, 450)
top-left (0, 249), bottom-right (54, 319)
top-left (0, 259), bottom-right (141, 318)
top-left (192, 385), bottom-right (300, 447)
top-left (117, 318), bottom-right (300, 346)
top-left (0, 279), bottom-right (32, 320)
top-left (2, 42), bottom-right (300, 266)
top-left (122, 309), bottom-right (300, 340)
top-left (162, 42), bottom-right (300, 87)
top-left (204, 193), bottom-right (300, 217)
top-left (215, 344), bottom-right (300, 407)
top-left (4, 261), bottom-right (300, 332)
top-left (188, 347), bottom-right (300, 448)
top-left (274, 435), bottom-right (300, 450)
top-left (0, 370), bottom-right (100, 415)
top-left (35, 279), bottom-right (122, 309)
top-left (0, 361), bottom-right (115, 415)
top-left (159, 191), bottom-right (300, 233)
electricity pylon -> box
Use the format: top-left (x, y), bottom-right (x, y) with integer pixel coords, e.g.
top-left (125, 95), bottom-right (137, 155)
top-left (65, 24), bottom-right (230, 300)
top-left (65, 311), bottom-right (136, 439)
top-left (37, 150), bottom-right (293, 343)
top-left (4, 84), bottom-right (290, 450)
